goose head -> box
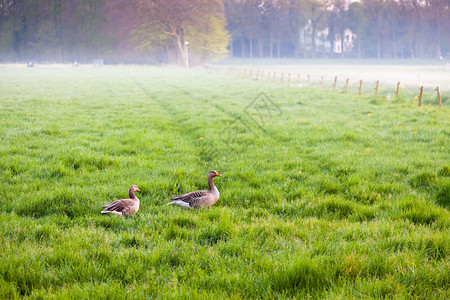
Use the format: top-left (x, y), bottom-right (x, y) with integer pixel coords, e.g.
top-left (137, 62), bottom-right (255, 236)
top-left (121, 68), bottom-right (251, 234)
top-left (209, 170), bottom-right (222, 178)
top-left (129, 185), bottom-right (141, 193)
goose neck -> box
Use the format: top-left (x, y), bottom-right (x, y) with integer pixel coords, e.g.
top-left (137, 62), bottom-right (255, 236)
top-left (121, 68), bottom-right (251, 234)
top-left (207, 175), bottom-right (216, 191)
top-left (129, 189), bottom-right (137, 200)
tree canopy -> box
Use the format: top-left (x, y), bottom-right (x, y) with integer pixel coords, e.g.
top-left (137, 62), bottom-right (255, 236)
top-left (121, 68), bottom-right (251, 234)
top-left (0, 0), bottom-right (448, 63)
top-left (0, 0), bottom-right (229, 64)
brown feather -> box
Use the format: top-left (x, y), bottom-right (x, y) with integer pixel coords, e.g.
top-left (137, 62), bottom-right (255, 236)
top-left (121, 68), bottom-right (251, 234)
top-left (101, 185), bottom-right (140, 216)
top-left (168, 170), bottom-right (221, 209)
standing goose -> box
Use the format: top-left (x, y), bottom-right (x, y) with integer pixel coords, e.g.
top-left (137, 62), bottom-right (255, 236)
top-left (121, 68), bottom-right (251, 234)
top-left (101, 185), bottom-right (141, 216)
top-left (167, 170), bottom-right (222, 209)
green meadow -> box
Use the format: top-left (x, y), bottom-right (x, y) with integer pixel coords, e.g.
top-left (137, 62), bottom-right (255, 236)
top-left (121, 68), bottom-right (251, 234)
top-left (0, 65), bottom-right (448, 299)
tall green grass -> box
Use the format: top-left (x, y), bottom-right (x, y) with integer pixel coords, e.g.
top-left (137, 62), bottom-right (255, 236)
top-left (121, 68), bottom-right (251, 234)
top-left (0, 65), bottom-right (448, 298)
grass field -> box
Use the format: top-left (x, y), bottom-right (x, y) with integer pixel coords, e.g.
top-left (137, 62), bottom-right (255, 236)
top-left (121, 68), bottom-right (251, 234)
top-left (0, 64), bottom-right (449, 299)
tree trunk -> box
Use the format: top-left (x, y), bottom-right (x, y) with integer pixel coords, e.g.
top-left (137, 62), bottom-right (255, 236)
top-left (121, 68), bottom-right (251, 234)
top-left (432, 2), bottom-right (441, 58)
top-left (258, 36), bottom-right (263, 58)
top-left (249, 33), bottom-right (253, 59)
top-left (392, 26), bottom-right (397, 59)
top-left (277, 39), bottom-right (280, 58)
top-left (311, 23), bottom-right (316, 57)
top-left (303, 28), bottom-right (307, 58)
top-left (269, 32), bottom-right (273, 58)
top-left (230, 39), bottom-right (234, 57)
top-left (357, 37), bottom-right (361, 59)
top-left (377, 33), bottom-right (381, 59)
top-left (172, 28), bottom-right (187, 67)
top-left (53, 0), bottom-right (63, 62)
top-left (22, 16), bottom-right (28, 60)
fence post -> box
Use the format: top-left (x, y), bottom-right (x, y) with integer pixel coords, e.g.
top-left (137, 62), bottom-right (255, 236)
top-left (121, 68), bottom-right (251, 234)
top-left (333, 76), bottom-right (337, 90)
top-left (418, 86), bottom-right (423, 106)
top-left (267, 72), bottom-right (271, 82)
top-left (320, 76), bottom-right (324, 88)
top-left (298, 73), bottom-right (301, 85)
top-left (307, 75), bottom-right (310, 85)
top-left (288, 73), bottom-right (291, 85)
top-left (249, 70), bottom-right (253, 79)
top-left (437, 87), bottom-right (442, 107)
top-left (359, 80), bottom-right (363, 95)
top-left (396, 82), bottom-right (400, 98)
top-left (261, 70), bottom-right (264, 81)
top-left (345, 78), bottom-right (349, 93)
top-left (375, 80), bottom-right (379, 96)
top-left (281, 72), bottom-right (284, 83)
top-left (256, 70), bottom-right (259, 80)
top-left (274, 72), bottom-right (277, 82)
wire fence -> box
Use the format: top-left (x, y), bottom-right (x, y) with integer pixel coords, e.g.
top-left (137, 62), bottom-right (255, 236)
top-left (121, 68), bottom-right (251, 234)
top-left (205, 65), bottom-right (447, 108)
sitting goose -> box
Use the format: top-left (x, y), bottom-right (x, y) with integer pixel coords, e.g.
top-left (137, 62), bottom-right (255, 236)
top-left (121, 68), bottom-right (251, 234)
top-left (167, 170), bottom-right (221, 209)
top-left (101, 185), bottom-right (141, 216)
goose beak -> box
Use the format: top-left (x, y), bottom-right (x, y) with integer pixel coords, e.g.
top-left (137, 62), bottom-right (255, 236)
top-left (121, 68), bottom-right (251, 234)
top-left (137, 188), bottom-right (141, 192)
top-left (215, 172), bottom-right (222, 177)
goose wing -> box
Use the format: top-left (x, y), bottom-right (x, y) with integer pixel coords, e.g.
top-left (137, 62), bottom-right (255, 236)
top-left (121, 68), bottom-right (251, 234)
top-left (101, 199), bottom-right (135, 214)
top-left (170, 190), bottom-right (208, 208)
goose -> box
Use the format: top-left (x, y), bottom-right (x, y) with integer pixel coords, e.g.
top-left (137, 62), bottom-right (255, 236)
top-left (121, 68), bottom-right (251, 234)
top-left (167, 170), bottom-right (221, 209)
top-left (101, 185), bottom-right (141, 216)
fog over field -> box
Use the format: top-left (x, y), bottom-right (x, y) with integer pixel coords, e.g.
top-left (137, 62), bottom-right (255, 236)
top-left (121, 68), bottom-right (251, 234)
top-left (219, 60), bottom-right (450, 91)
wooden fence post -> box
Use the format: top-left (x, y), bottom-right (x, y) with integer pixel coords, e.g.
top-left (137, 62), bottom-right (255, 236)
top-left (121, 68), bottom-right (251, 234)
top-left (375, 80), bottom-right (379, 96)
top-left (418, 86), bottom-right (423, 106)
top-left (274, 72), bottom-right (277, 82)
top-left (256, 70), bottom-right (260, 80)
top-left (345, 78), bottom-right (349, 93)
top-left (437, 87), bottom-right (442, 107)
top-left (333, 76), bottom-right (337, 90)
top-left (267, 72), bottom-right (271, 82)
top-left (359, 80), bottom-right (363, 95)
top-left (261, 71), bottom-right (264, 81)
top-left (249, 70), bottom-right (253, 79)
top-left (298, 73), bottom-right (301, 85)
top-left (281, 72), bottom-right (284, 83)
top-left (307, 75), bottom-right (310, 85)
top-left (396, 82), bottom-right (400, 98)
top-left (320, 76), bottom-right (324, 88)
top-left (288, 73), bottom-right (291, 85)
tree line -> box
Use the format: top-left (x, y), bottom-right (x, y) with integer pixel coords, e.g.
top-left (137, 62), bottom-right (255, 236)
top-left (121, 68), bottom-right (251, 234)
top-left (0, 0), bottom-right (448, 64)
top-left (0, 0), bottom-right (229, 65)
top-left (225, 0), bottom-right (450, 59)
